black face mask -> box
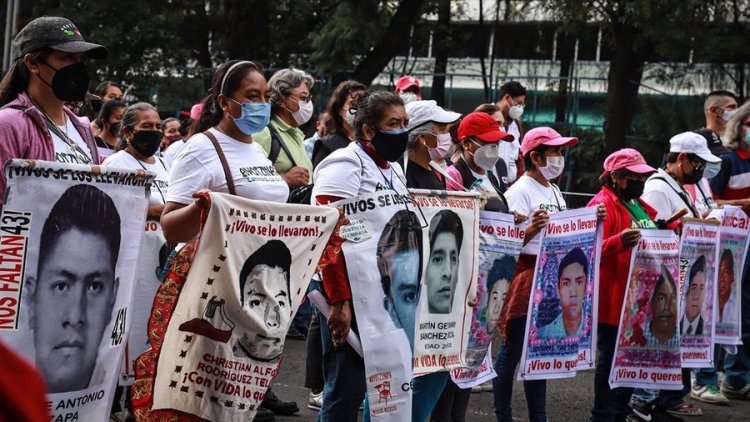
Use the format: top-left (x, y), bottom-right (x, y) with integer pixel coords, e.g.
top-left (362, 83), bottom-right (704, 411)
top-left (41, 61), bottom-right (91, 102)
top-left (620, 179), bottom-right (646, 201)
top-left (683, 168), bottom-right (704, 185)
top-left (108, 121), bottom-right (120, 137)
top-left (370, 128), bottom-right (409, 162)
top-left (130, 130), bottom-right (162, 157)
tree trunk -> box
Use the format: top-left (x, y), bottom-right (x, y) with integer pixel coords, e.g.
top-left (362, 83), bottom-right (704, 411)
top-left (603, 22), bottom-right (646, 154)
top-left (555, 32), bottom-right (575, 123)
top-left (351, 0), bottom-right (427, 85)
top-left (431, 0), bottom-right (451, 106)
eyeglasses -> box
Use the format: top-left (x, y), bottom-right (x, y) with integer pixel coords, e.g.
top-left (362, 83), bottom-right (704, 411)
top-left (292, 94), bottom-right (313, 104)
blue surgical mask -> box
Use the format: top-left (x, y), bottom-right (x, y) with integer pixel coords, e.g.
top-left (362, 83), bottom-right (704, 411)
top-left (744, 130), bottom-right (750, 145)
top-left (229, 98), bottom-right (271, 135)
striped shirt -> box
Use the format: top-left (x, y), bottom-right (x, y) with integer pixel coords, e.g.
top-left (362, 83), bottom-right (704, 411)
top-left (710, 148), bottom-right (750, 200)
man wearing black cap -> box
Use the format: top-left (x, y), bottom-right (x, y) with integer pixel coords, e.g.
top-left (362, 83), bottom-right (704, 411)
top-left (0, 16), bottom-right (108, 198)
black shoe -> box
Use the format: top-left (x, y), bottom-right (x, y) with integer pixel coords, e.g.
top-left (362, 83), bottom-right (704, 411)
top-left (287, 325), bottom-right (307, 340)
top-left (253, 407), bottom-right (275, 422)
top-left (261, 388), bottom-right (300, 415)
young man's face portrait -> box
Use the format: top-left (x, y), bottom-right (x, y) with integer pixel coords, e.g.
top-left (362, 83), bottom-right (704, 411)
top-left (684, 270), bottom-right (706, 322)
top-left (426, 232), bottom-right (459, 314)
top-left (240, 264), bottom-right (289, 360)
top-left (558, 261), bottom-right (586, 331)
top-left (384, 249), bottom-right (420, 345)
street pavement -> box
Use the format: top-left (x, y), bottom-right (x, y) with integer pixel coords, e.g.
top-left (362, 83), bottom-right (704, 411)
top-left (272, 336), bottom-right (750, 421)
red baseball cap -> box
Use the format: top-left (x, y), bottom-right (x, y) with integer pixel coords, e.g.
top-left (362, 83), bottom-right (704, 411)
top-left (396, 75), bottom-right (420, 91)
top-left (520, 127), bottom-right (577, 155)
top-left (457, 112), bottom-right (514, 143)
top-left (603, 148), bottom-right (656, 175)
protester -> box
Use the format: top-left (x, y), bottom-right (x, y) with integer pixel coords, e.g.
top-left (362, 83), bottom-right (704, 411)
top-left (685, 128), bottom-right (725, 216)
top-left (395, 75), bottom-right (422, 104)
top-left (403, 100), bottom-right (461, 190)
top-left (160, 117), bottom-right (182, 151)
top-left (0, 16), bottom-right (107, 196)
top-left (493, 81), bottom-right (527, 182)
top-left (635, 132), bottom-right (721, 419)
top-left (312, 80), bottom-right (367, 167)
top-left (445, 111), bottom-right (514, 200)
top-left (160, 60), bottom-right (297, 420)
top-left (494, 127), bottom-right (583, 422)
top-left (707, 101), bottom-right (750, 402)
top-left (93, 99), bottom-right (125, 162)
top-left (89, 80), bottom-right (124, 116)
top-left (312, 90), bottom-right (409, 421)
top-left (253, 68), bottom-right (315, 189)
top-left (703, 90), bottom-right (738, 138)
top-left (587, 149), bottom-right (658, 421)
top-left (304, 111), bottom-right (329, 159)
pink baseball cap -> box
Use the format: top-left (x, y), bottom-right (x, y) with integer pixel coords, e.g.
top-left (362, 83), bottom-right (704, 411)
top-left (395, 75), bottom-right (420, 91)
top-left (190, 103), bottom-right (204, 120)
top-left (520, 127), bottom-right (577, 155)
top-left (602, 148), bottom-right (656, 175)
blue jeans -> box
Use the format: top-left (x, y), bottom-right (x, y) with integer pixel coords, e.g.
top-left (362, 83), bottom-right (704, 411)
top-left (414, 372), bottom-right (450, 422)
top-left (724, 340), bottom-right (750, 389)
top-left (630, 389), bottom-right (658, 406)
top-left (591, 323), bottom-right (633, 422)
top-left (693, 345), bottom-right (725, 386)
top-left (317, 312), bottom-right (366, 422)
top-left (492, 316), bottom-right (547, 422)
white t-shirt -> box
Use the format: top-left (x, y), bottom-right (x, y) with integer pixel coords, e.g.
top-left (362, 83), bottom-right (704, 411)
top-left (312, 142), bottom-right (409, 200)
top-left (50, 119), bottom-right (94, 164)
top-left (167, 128), bottom-right (289, 204)
top-left (499, 120), bottom-right (521, 183)
top-left (688, 178), bottom-right (717, 216)
top-left (162, 139), bottom-right (187, 168)
top-left (103, 150), bottom-right (170, 205)
top-left (642, 168), bottom-right (699, 221)
top-left (505, 174), bottom-right (567, 255)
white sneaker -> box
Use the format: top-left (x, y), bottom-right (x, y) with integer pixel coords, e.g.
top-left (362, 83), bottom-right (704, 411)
top-left (691, 384), bottom-right (729, 405)
top-left (308, 390), bottom-right (323, 410)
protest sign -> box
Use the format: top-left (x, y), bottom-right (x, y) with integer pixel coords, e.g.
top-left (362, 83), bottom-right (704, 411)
top-left (518, 207), bottom-right (601, 381)
top-left (151, 193), bottom-right (338, 421)
top-left (707, 206), bottom-right (749, 346)
top-left (0, 159), bottom-right (151, 422)
top-left (410, 190), bottom-right (481, 377)
top-left (609, 230), bottom-right (682, 390)
top-left (337, 189), bottom-right (422, 420)
top-left (451, 210), bottom-right (523, 387)
top-left (677, 218), bottom-right (720, 367)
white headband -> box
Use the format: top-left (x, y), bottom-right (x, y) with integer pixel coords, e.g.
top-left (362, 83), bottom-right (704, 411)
top-left (220, 61), bottom-right (255, 96)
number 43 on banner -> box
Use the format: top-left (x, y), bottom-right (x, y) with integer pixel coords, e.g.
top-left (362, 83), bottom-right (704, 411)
top-left (110, 307), bottom-right (127, 346)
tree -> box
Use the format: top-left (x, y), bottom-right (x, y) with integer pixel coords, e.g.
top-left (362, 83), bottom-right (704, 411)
top-left (431, 0), bottom-right (452, 106)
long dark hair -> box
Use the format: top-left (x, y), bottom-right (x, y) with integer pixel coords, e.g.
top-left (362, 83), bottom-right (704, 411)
top-left (190, 60), bottom-right (264, 136)
top-left (0, 50), bottom-right (51, 106)
top-left (325, 80), bottom-right (366, 138)
top-left (96, 99), bottom-right (126, 130)
top-left (353, 90), bottom-right (404, 140)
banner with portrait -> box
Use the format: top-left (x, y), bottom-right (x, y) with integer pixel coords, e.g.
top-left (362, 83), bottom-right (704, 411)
top-left (609, 230), bottom-right (682, 390)
top-left (518, 207), bottom-right (601, 381)
top-left (0, 159), bottom-right (151, 422)
top-left (677, 218), bottom-right (720, 368)
top-left (152, 193), bottom-right (338, 421)
top-left (410, 190), bottom-right (481, 377)
top-left (707, 206), bottom-right (749, 346)
top-left (120, 220), bottom-right (166, 385)
top-left (337, 190), bottom-right (422, 421)
top-left (451, 210), bottom-right (524, 388)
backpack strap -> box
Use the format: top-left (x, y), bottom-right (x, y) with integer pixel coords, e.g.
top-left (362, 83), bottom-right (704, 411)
top-left (268, 127), bottom-right (298, 168)
top-left (204, 130), bottom-right (237, 196)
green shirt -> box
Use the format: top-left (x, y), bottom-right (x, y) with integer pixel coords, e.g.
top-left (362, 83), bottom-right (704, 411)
top-left (620, 199), bottom-right (657, 230)
top-left (253, 115), bottom-right (313, 181)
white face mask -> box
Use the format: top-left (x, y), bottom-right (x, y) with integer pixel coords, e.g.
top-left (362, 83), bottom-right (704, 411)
top-left (703, 162), bottom-right (721, 179)
top-left (426, 132), bottom-right (453, 161)
top-left (291, 99), bottom-right (314, 125)
top-left (721, 108), bottom-right (736, 122)
top-left (470, 140), bottom-right (501, 170)
top-left (509, 104), bottom-right (524, 121)
top-left (539, 155), bottom-right (564, 180)
top-left (344, 109), bottom-right (356, 128)
top-left (399, 92), bottom-right (418, 104)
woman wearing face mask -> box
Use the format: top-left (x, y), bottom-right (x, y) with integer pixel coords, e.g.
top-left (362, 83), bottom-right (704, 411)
top-left (403, 100), bottom-right (461, 190)
top-left (0, 16), bottom-right (107, 199)
top-left (493, 127), bottom-right (586, 422)
top-left (444, 112), bottom-right (514, 208)
top-left (253, 68), bottom-right (315, 189)
top-left (312, 90), bottom-right (410, 421)
top-left (586, 149), bottom-right (658, 421)
top-left (394, 75), bottom-right (422, 104)
top-left (94, 99), bottom-right (126, 162)
top-left (312, 80), bottom-right (367, 168)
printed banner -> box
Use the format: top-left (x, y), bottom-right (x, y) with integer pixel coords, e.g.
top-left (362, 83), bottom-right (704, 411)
top-left (677, 219), bottom-right (720, 367)
top-left (707, 206), bottom-right (750, 345)
top-left (609, 230), bottom-right (682, 390)
top-left (451, 210), bottom-right (523, 387)
top-left (152, 193), bottom-right (338, 421)
top-left (120, 221), bottom-right (166, 385)
top-left (518, 207), bottom-right (601, 381)
top-left (0, 159), bottom-right (151, 422)
top-left (410, 190), bottom-right (481, 377)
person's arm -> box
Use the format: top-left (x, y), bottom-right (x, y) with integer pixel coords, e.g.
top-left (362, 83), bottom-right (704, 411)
top-left (0, 112), bottom-right (28, 204)
top-left (160, 195), bottom-right (206, 242)
top-left (147, 204), bottom-right (165, 222)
